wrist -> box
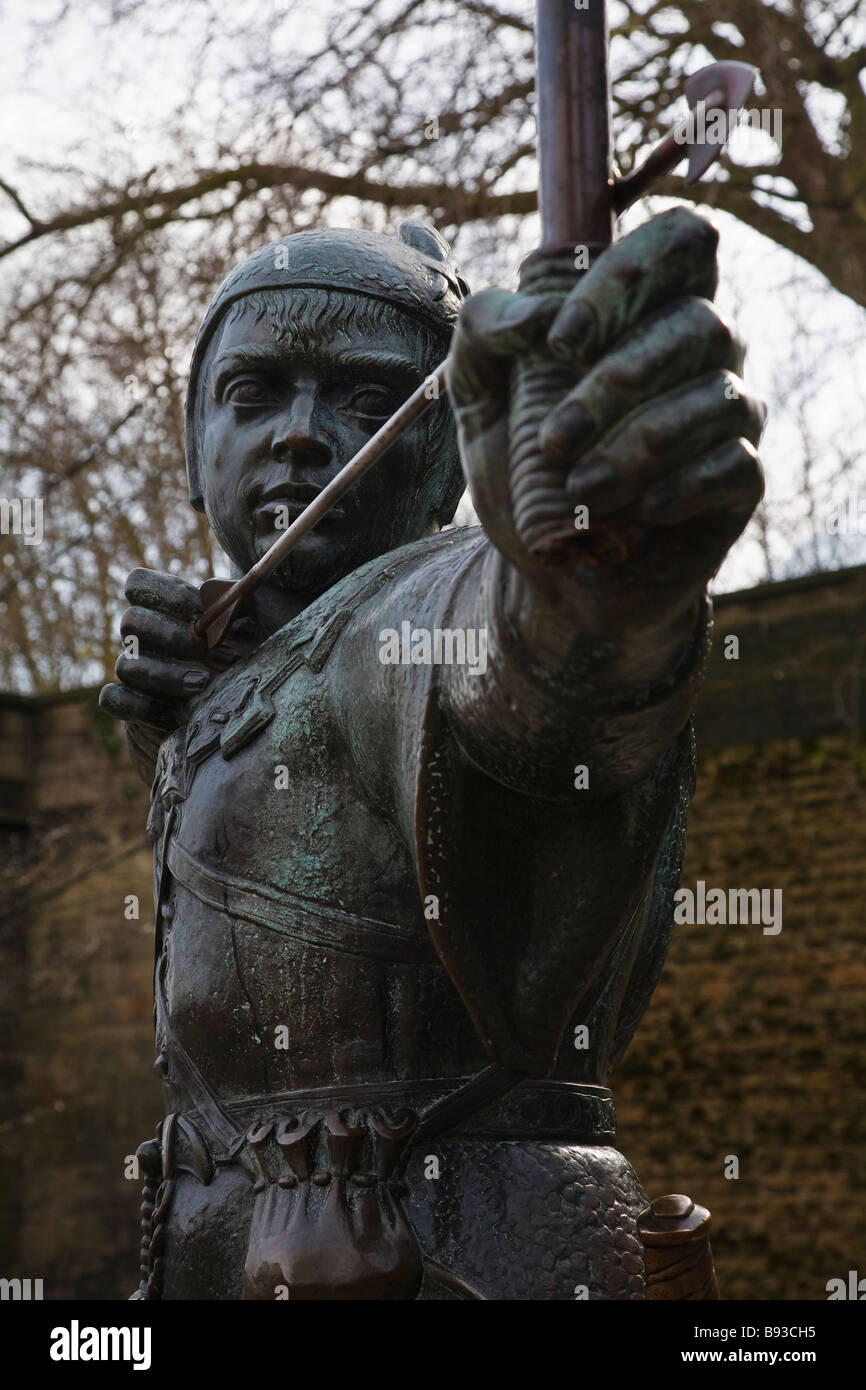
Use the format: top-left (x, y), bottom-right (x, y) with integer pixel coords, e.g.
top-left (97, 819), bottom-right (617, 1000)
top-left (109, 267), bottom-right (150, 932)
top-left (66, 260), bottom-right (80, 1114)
top-left (492, 544), bottom-right (711, 708)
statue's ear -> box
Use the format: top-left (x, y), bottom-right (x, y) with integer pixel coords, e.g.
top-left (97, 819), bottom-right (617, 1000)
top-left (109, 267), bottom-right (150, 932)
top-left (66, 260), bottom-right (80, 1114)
top-left (398, 219), bottom-right (453, 262)
top-left (185, 340), bottom-right (213, 513)
top-left (185, 438), bottom-right (207, 512)
top-left (398, 220), bottom-right (470, 299)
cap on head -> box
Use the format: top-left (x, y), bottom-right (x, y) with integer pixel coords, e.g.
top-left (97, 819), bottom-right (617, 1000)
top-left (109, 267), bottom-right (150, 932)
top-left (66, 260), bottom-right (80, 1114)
top-left (185, 220), bottom-right (469, 511)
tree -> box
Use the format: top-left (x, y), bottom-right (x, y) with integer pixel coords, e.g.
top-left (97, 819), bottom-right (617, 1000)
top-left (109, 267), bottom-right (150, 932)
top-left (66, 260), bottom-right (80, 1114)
top-left (0, 0), bottom-right (864, 690)
top-left (3, 1), bottom-right (864, 299)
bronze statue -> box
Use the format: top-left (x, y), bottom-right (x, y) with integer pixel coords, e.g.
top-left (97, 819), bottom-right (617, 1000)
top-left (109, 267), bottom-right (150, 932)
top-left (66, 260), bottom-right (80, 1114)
top-left (99, 6), bottom-right (765, 1301)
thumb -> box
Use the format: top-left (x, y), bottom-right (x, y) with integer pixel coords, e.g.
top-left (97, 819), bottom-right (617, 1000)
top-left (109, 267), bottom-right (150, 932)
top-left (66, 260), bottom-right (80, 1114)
top-left (447, 288), bottom-right (561, 416)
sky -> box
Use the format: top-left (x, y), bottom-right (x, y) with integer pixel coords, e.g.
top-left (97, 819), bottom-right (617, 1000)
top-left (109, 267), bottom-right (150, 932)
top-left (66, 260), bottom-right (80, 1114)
top-left (2, 0), bottom-right (865, 594)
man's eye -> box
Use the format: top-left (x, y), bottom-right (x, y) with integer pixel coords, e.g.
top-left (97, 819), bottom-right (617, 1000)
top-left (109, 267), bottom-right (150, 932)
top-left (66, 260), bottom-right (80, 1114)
top-left (224, 376), bottom-right (274, 405)
top-left (344, 388), bottom-right (395, 419)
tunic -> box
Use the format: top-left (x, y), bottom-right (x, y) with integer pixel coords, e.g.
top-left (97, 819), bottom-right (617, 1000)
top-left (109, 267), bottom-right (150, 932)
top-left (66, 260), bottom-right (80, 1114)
top-left (136, 527), bottom-right (709, 1300)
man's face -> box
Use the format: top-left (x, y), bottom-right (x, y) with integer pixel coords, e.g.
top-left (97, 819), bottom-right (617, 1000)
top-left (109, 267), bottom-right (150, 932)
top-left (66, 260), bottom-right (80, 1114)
top-left (198, 295), bottom-right (438, 594)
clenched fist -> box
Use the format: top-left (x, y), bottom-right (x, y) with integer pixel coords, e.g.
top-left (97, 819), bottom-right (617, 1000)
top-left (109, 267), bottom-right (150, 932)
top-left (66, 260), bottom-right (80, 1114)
top-left (448, 207), bottom-right (765, 627)
top-left (99, 569), bottom-right (254, 779)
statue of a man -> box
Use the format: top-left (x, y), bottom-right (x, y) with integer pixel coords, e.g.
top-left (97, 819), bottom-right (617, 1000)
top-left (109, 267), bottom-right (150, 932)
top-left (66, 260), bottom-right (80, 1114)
top-left (100, 210), bottom-right (763, 1300)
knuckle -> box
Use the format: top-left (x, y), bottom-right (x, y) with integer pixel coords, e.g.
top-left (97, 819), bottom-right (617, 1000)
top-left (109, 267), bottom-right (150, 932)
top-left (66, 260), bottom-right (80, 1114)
top-left (124, 566), bottom-right (155, 599)
top-left (695, 215), bottom-right (720, 256)
top-left (720, 376), bottom-right (765, 435)
top-left (114, 652), bottom-right (136, 683)
top-left (643, 419), bottom-right (672, 455)
top-left (731, 456), bottom-right (765, 511)
top-left (601, 353), bottom-right (644, 395)
top-left (669, 206), bottom-right (718, 251)
top-left (118, 606), bottom-right (143, 637)
top-left (458, 287), bottom-right (514, 336)
top-left (718, 369), bottom-right (748, 405)
top-left (687, 296), bottom-right (728, 338)
top-left (650, 207), bottom-right (713, 262)
top-left (728, 324), bottom-right (747, 360)
top-left (98, 683), bottom-right (120, 712)
top-left (162, 575), bottom-right (194, 602)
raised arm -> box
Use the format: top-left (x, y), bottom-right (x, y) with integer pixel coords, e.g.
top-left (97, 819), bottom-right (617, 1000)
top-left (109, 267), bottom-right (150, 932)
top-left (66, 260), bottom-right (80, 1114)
top-left (441, 208), bottom-right (764, 796)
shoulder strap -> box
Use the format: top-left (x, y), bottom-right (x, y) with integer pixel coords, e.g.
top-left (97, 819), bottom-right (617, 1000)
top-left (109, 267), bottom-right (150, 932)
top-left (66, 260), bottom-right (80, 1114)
top-left (152, 805), bottom-right (245, 1158)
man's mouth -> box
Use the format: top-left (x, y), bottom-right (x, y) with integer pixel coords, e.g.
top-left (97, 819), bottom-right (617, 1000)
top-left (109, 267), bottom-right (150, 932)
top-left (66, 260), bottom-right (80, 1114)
top-left (252, 485), bottom-right (347, 536)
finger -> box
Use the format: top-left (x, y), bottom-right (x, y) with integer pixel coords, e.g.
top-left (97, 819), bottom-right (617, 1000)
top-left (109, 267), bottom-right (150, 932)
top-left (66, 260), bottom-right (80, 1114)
top-left (120, 605), bottom-right (210, 661)
top-left (124, 567), bottom-right (203, 621)
top-left (98, 682), bottom-right (178, 733)
top-left (638, 439), bottom-right (764, 526)
top-left (448, 288), bottom-right (563, 414)
top-left (541, 298), bottom-right (743, 464)
top-left (115, 650), bottom-right (213, 700)
top-left (548, 207), bottom-right (719, 367)
top-left (566, 372), bottom-right (765, 513)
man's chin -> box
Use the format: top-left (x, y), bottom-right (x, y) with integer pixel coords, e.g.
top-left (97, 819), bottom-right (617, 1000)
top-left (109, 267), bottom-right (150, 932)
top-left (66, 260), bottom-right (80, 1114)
top-left (253, 531), bottom-right (350, 595)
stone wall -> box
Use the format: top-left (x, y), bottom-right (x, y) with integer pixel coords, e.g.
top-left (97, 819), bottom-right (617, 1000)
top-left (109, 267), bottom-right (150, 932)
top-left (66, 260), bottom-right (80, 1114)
top-left (1, 565), bottom-right (864, 1300)
top-left (0, 692), bottom-right (157, 1299)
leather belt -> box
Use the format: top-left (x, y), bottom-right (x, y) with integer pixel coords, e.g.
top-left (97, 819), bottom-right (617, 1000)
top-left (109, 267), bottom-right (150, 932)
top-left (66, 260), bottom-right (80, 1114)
top-left (195, 1075), bottom-right (617, 1147)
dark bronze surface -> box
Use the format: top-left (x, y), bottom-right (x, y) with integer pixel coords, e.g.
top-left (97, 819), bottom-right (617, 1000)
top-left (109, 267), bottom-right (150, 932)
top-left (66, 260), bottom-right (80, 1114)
top-left (99, 4), bottom-right (764, 1297)
top-left (535, 0), bottom-right (613, 251)
top-left (99, 206), bottom-right (763, 1296)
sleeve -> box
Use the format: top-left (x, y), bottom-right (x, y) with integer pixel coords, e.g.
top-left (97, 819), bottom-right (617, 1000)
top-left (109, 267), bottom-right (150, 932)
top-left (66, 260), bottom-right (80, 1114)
top-left (330, 531), bottom-right (704, 1078)
top-left (439, 538), bottom-right (712, 800)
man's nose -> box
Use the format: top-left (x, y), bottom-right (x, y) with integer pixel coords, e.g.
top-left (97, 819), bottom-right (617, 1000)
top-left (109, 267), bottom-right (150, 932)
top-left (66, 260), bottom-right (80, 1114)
top-left (271, 393), bottom-right (332, 467)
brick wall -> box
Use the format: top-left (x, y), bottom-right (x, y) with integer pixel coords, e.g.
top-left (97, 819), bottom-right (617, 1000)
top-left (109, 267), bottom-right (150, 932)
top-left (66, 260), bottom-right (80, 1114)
top-left (1, 565), bottom-right (864, 1300)
top-left (616, 566), bottom-right (866, 1301)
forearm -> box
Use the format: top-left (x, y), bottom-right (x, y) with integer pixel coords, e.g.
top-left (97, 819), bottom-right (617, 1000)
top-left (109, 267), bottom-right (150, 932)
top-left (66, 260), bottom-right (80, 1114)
top-left (442, 540), bottom-right (711, 795)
